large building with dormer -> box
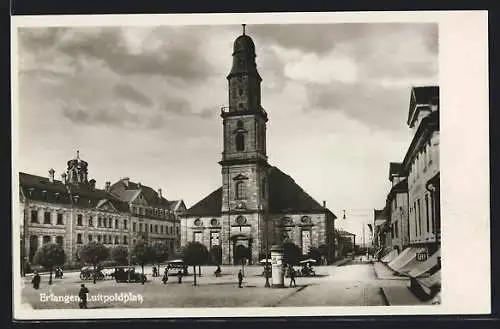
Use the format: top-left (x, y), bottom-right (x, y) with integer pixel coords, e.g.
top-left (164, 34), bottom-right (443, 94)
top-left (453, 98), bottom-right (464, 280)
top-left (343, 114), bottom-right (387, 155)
top-left (180, 27), bottom-right (337, 265)
top-left (19, 151), bottom-right (185, 272)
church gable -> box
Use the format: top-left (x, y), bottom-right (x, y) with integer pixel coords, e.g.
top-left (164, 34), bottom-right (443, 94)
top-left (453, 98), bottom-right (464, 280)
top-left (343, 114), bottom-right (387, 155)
top-left (184, 188), bottom-right (222, 217)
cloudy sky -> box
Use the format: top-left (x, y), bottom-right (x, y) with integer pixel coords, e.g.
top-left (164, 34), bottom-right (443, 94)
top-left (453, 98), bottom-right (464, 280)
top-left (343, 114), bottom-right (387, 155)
top-left (16, 23), bottom-right (438, 240)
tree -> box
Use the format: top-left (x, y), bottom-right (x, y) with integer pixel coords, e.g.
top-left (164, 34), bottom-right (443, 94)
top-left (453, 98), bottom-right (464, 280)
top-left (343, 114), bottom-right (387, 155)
top-left (308, 246), bottom-right (322, 264)
top-left (111, 246), bottom-right (129, 265)
top-left (132, 240), bottom-right (155, 285)
top-left (78, 242), bottom-right (110, 284)
top-left (33, 243), bottom-right (66, 285)
top-left (152, 242), bottom-right (169, 274)
top-left (282, 242), bottom-right (302, 266)
top-left (209, 245), bottom-right (222, 265)
top-left (234, 244), bottom-right (250, 275)
top-left (182, 242), bottom-right (209, 286)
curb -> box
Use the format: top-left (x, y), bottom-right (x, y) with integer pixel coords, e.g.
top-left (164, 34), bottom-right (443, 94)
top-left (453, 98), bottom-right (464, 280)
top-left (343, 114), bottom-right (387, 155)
top-left (379, 287), bottom-right (390, 306)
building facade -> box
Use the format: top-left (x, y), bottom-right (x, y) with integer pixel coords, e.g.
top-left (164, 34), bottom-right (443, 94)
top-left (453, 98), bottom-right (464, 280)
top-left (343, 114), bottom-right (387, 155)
top-left (19, 152), bottom-right (185, 271)
top-left (402, 86), bottom-right (440, 255)
top-left (181, 28), bottom-right (337, 265)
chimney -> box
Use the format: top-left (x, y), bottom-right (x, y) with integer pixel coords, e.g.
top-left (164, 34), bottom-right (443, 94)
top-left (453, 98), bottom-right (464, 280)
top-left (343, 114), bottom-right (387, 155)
top-left (105, 181), bottom-right (111, 192)
top-left (122, 177), bottom-right (129, 188)
top-left (323, 200), bottom-right (326, 208)
top-left (158, 188), bottom-right (162, 199)
top-left (48, 168), bottom-right (55, 183)
top-left (61, 172), bottom-right (67, 184)
top-left (89, 179), bottom-right (96, 191)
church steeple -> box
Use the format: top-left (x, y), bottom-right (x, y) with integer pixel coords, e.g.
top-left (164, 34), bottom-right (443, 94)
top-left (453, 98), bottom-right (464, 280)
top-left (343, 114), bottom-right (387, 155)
top-left (221, 25), bottom-right (268, 164)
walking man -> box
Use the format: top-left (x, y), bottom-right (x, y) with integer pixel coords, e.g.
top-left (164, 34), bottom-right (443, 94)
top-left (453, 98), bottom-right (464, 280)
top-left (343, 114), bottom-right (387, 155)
top-left (177, 270), bottom-right (183, 284)
top-left (289, 267), bottom-right (297, 287)
top-left (78, 284), bottom-right (89, 309)
top-left (162, 268), bottom-right (169, 285)
top-left (31, 270), bottom-right (41, 289)
top-left (237, 269), bottom-right (243, 288)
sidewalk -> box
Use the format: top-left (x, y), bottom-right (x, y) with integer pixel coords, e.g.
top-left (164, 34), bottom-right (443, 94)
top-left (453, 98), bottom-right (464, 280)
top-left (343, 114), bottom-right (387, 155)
top-left (380, 285), bottom-right (427, 306)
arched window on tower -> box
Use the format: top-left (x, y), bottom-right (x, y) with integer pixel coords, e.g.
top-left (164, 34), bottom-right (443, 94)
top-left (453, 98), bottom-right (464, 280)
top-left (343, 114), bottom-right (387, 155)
top-left (236, 133), bottom-right (245, 151)
top-left (235, 181), bottom-right (246, 200)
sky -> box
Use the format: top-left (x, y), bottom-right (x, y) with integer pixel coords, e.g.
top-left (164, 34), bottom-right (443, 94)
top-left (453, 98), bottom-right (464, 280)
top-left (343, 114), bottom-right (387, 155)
top-left (15, 23), bottom-right (438, 241)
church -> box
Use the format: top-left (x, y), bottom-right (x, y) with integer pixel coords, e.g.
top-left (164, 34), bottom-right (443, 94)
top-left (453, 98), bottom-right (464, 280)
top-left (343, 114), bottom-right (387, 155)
top-left (180, 26), bottom-right (337, 265)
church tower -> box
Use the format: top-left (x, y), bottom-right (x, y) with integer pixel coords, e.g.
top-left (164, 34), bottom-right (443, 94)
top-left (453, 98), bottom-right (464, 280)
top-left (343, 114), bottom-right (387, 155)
top-left (219, 25), bottom-right (269, 265)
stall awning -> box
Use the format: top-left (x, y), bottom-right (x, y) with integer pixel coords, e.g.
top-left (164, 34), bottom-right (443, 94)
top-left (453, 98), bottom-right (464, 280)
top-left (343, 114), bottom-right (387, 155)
top-left (381, 249), bottom-right (399, 263)
top-left (388, 247), bottom-right (425, 273)
top-left (397, 247), bottom-right (428, 274)
top-left (417, 270), bottom-right (441, 296)
top-left (388, 247), bottom-right (414, 271)
top-left (407, 248), bottom-right (441, 278)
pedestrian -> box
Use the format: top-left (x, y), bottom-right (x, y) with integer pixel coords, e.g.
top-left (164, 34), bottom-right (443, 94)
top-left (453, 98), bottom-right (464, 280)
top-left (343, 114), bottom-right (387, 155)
top-left (289, 267), bottom-right (296, 287)
top-left (32, 270), bottom-right (41, 289)
top-left (237, 269), bottom-right (243, 288)
top-left (78, 284), bottom-right (89, 309)
top-left (177, 270), bottom-right (183, 284)
top-left (162, 269), bottom-right (169, 285)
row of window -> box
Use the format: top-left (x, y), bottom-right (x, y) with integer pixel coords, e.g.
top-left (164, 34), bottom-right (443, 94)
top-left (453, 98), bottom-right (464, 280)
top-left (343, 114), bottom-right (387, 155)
top-left (409, 193), bottom-right (436, 239)
top-left (130, 206), bottom-right (172, 219)
top-left (76, 233), bottom-right (129, 245)
top-left (29, 210), bottom-right (179, 236)
top-left (409, 141), bottom-right (436, 183)
top-left (131, 222), bottom-right (179, 235)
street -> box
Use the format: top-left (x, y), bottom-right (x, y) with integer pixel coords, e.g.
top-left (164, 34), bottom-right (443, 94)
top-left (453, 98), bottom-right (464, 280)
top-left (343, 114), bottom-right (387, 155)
top-left (20, 260), bottom-right (413, 309)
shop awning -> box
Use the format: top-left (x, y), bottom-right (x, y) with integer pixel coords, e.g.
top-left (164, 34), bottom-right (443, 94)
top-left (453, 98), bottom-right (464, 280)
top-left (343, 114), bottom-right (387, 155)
top-left (381, 249), bottom-right (398, 263)
top-left (407, 248), bottom-right (441, 278)
top-left (397, 247), bottom-right (428, 274)
top-left (388, 247), bottom-right (414, 271)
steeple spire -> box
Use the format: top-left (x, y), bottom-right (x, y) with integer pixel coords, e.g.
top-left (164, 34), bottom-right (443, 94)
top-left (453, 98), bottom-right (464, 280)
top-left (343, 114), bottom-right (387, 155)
top-left (242, 24), bottom-right (246, 35)
top-left (76, 150), bottom-right (80, 160)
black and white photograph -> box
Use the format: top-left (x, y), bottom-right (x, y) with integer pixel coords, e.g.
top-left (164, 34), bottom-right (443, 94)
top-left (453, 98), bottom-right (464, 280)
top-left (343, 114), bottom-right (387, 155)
top-left (11, 11), bottom-right (490, 319)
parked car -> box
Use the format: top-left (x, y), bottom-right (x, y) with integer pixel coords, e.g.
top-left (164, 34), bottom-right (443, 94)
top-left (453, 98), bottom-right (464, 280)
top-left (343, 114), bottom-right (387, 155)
top-left (165, 260), bottom-right (189, 275)
top-left (80, 265), bottom-right (105, 281)
top-left (114, 266), bottom-right (147, 283)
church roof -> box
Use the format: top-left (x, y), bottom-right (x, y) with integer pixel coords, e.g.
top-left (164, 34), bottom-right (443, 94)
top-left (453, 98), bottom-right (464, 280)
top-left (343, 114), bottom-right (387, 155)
top-left (19, 172), bottom-right (130, 212)
top-left (184, 166), bottom-right (336, 218)
top-left (109, 179), bottom-right (174, 210)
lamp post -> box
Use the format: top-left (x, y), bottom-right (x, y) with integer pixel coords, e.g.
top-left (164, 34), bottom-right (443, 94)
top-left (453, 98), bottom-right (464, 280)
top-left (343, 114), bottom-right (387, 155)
top-left (260, 204), bottom-right (270, 288)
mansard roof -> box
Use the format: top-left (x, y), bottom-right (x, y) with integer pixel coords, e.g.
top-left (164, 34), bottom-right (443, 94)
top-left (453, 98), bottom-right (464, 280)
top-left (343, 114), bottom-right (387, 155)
top-left (109, 179), bottom-right (175, 210)
top-left (183, 166), bottom-right (336, 219)
top-left (19, 172), bottom-right (129, 212)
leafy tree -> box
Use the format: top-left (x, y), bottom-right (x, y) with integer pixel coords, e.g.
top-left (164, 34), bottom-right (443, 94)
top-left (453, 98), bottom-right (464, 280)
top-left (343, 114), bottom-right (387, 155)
top-left (111, 246), bottom-right (129, 265)
top-left (152, 242), bottom-right (169, 274)
top-left (33, 243), bottom-right (66, 285)
top-left (182, 242), bottom-right (209, 286)
top-left (282, 242), bottom-right (302, 266)
top-left (132, 240), bottom-right (155, 284)
top-left (210, 245), bottom-right (222, 265)
top-left (308, 246), bottom-right (322, 263)
top-left (78, 242), bottom-right (110, 284)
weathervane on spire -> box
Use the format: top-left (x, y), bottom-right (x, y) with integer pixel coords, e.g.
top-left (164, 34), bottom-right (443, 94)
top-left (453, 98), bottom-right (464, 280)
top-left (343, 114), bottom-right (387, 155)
top-left (242, 24), bottom-right (246, 35)
top-left (76, 150), bottom-right (80, 160)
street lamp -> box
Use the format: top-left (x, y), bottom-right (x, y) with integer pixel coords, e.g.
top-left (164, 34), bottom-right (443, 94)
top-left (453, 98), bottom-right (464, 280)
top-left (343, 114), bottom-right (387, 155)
top-left (260, 204), bottom-right (270, 288)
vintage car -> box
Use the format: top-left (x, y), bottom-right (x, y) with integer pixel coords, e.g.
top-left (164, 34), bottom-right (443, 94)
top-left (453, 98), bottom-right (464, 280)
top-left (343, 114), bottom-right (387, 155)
top-left (114, 266), bottom-right (147, 283)
top-left (165, 260), bottom-right (189, 276)
top-left (80, 265), bottom-right (105, 281)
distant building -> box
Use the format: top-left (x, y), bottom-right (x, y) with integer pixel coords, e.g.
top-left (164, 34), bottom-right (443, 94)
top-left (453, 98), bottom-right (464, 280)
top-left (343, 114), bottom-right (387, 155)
top-left (109, 178), bottom-right (186, 253)
top-left (180, 27), bottom-right (337, 265)
top-left (19, 151), bottom-right (185, 272)
top-left (337, 230), bottom-right (356, 256)
top-left (386, 162), bottom-right (410, 254)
